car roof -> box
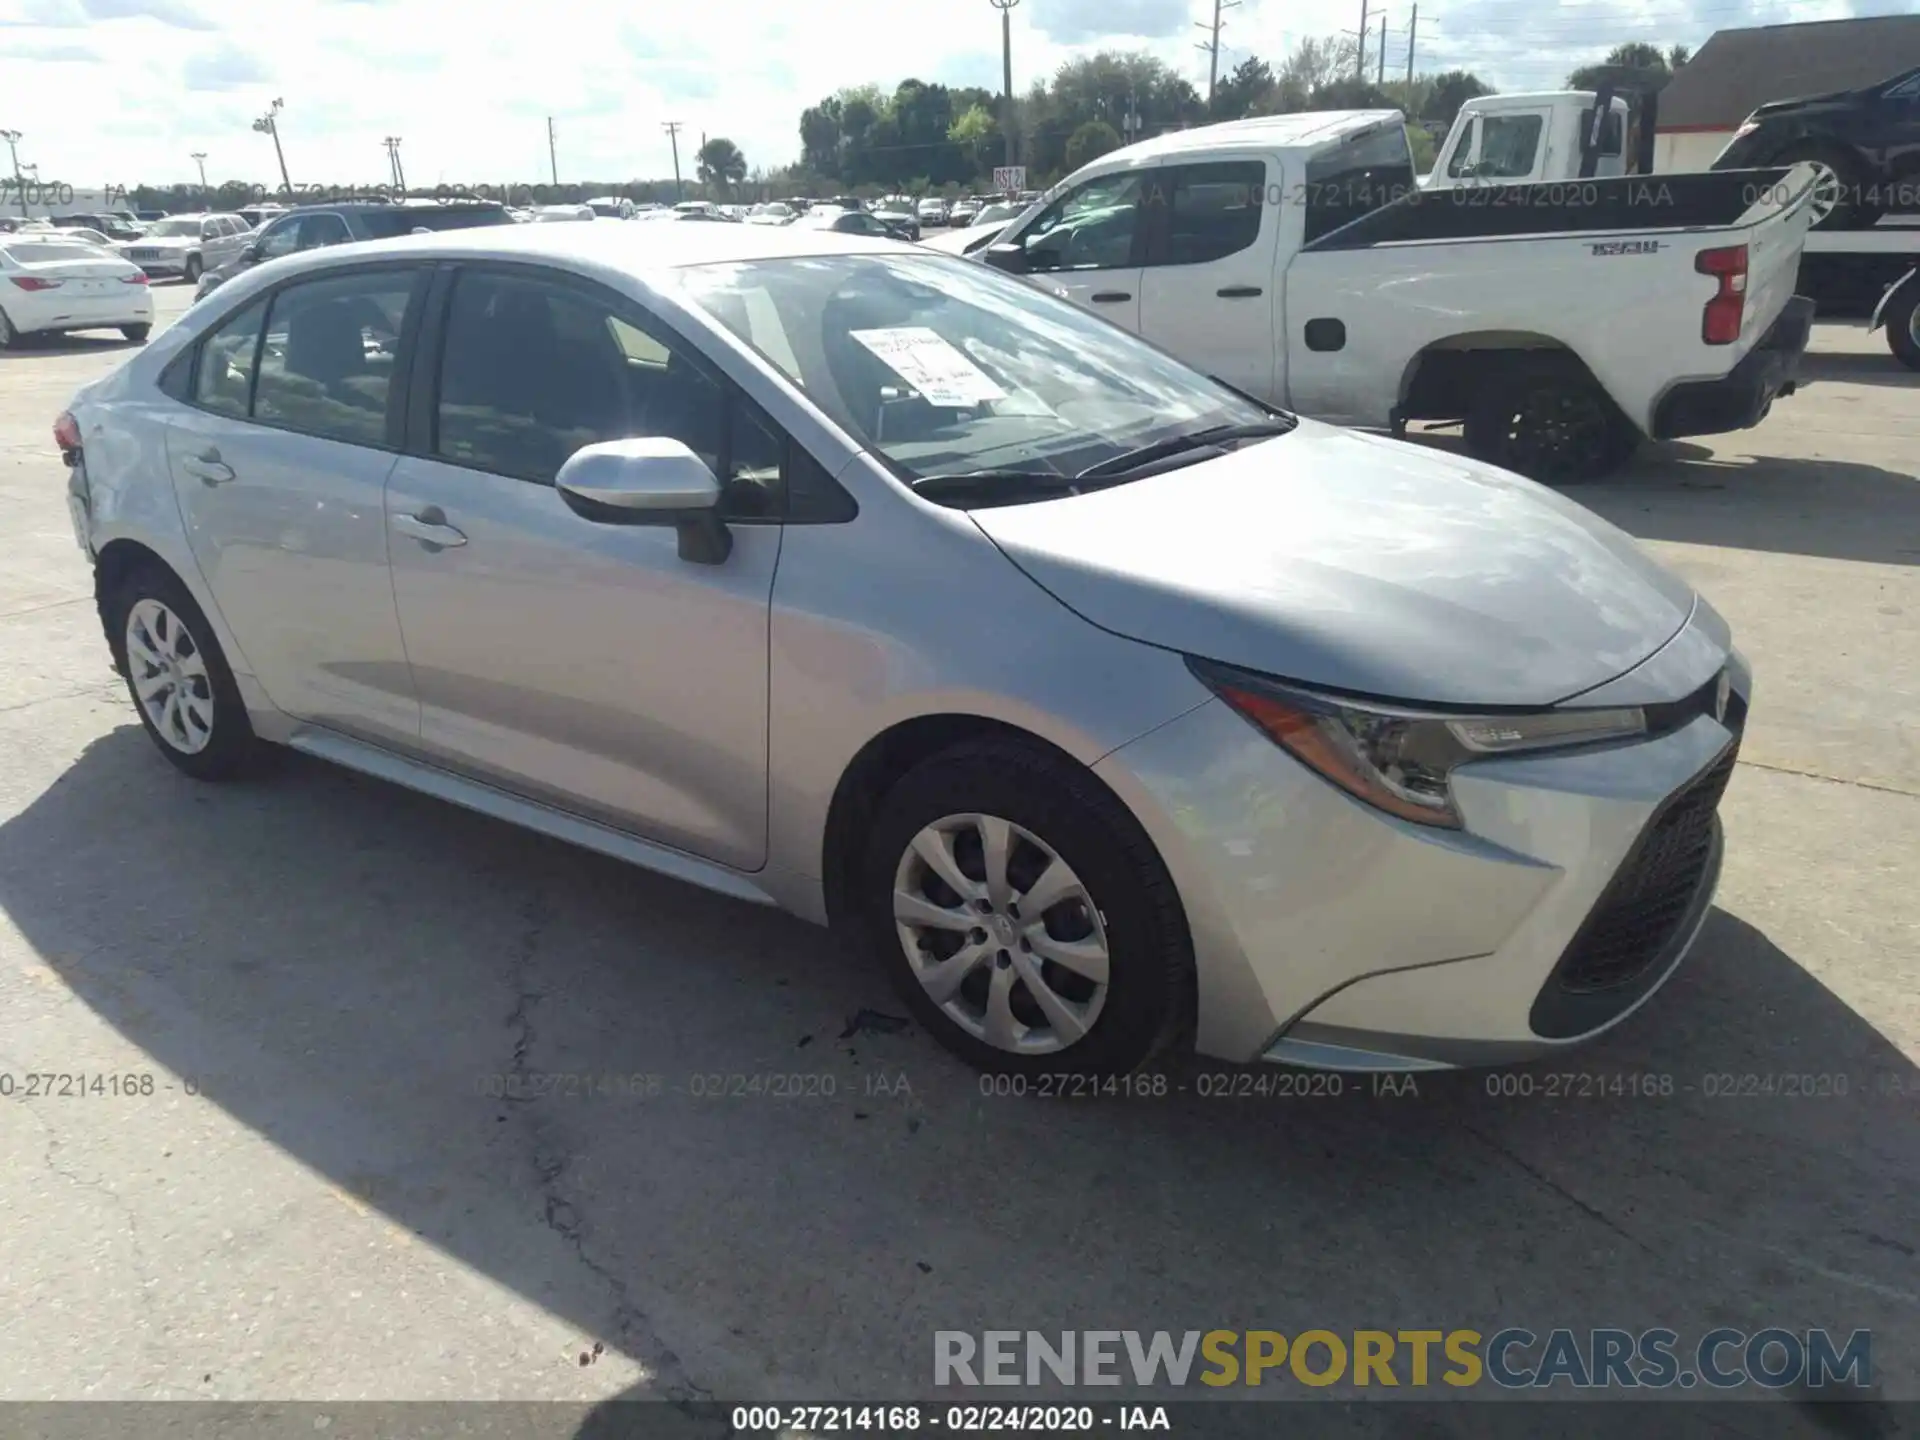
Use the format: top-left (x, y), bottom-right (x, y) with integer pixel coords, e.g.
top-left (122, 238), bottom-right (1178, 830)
top-left (1107, 109), bottom-right (1402, 162)
top-left (251, 215), bottom-right (903, 278)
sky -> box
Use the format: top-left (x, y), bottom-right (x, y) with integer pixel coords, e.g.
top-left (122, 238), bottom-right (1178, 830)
top-left (0, 0), bottom-right (1901, 192)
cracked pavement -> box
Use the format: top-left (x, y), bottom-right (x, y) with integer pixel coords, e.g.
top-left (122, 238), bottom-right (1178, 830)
top-left (0, 284), bottom-right (1915, 1411)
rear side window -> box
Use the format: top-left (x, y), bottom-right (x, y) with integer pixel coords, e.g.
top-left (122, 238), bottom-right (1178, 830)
top-left (251, 269), bottom-right (418, 447)
top-left (193, 297), bottom-right (267, 418)
top-left (1146, 161), bottom-right (1265, 266)
top-left (1304, 125), bottom-right (1416, 243)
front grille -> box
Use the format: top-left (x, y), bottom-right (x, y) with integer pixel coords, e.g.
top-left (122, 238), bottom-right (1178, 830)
top-left (1558, 743), bottom-right (1737, 992)
top-left (130, 250), bottom-right (159, 261)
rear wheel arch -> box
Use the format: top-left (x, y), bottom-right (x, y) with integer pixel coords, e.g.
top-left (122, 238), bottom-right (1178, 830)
top-left (1398, 332), bottom-right (1601, 420)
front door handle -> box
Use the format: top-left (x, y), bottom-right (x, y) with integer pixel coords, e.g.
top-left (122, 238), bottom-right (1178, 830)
top-left (391, 511), bottom-right (468, 548)
top-left (1217, 285), bottom-right (1264, 299)
top-left (181, 447), bottom-right (235, 486)
top-left (1089, 291), bottom-right (1132, 303)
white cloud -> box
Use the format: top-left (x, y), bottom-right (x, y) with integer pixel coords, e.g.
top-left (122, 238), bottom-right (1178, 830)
top-left (0, 0), bottom-right (1878, 191)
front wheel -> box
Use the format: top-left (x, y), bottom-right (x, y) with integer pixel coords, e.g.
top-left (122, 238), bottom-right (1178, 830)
top-left (183, 255), bottom-right (203, 283)
top-left (860, 738), bottom-right (1193, 1077)
top-left (0, 306), bottom-right (17, 349)
top-left (1883, 285), bottom-right (1920, 373)
top-left (104, 561), bottom-right (257, 780)
top-left (1465, 376), bottom-right (1638, 484)
top-left (1778, 143), bottom-right (1873, 231)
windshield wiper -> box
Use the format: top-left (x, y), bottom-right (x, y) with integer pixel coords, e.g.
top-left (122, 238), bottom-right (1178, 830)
top-left (907, 470), bottom-right (1082, 505)
top-left (1074, 420), bottom-right (1297, 483)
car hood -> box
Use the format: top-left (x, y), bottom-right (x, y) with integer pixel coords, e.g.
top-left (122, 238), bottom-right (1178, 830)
top-left (1750, 87), bottom-right (1857, 118)
top-left (968, 421), bottom-right (1697, 708)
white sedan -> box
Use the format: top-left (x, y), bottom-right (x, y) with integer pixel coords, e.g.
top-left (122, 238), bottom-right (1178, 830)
top-left (0, 236), bottom-right (153, 348)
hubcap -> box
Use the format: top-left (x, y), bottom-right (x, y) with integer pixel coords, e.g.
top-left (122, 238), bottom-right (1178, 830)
top-left (892, 813), bottom-right (1111, 1055)
top-left (1805, 163), bottom-right (1840, 225)
top-left (125, 598), bottom-right (215, 754)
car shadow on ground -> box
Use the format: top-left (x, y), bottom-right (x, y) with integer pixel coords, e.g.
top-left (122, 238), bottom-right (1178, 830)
top-left (1406, 431), bottom-right (1919, 567)
top-left (1796, 350), bottom-right (1919, 392)
top-left (0, 330), bottom-right (143, 361)
top-left (2, 725), bottom-right (1915, 1405)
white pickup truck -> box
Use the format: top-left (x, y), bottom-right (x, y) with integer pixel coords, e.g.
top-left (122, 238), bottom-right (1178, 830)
top-left (971, 110), bottom-right (1819, 480)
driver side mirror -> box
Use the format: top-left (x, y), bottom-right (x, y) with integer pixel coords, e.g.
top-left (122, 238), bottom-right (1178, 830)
top-left (555, 437), bottom-right (732, 564)
top-left (242, 241), bottom-right (262, 262)
top-left (982, 241), bottom-right (1031, 273)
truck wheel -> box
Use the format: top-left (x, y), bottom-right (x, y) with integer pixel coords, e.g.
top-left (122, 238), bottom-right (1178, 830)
top-left (1466, 377), bottom-right (1637, 485)
top-left (1777, 143), bottom-right (1872, 231)
top-left (1885, 285), bottom-right (1920, 373)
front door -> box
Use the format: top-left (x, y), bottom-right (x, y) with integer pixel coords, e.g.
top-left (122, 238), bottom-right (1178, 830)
top-left (166, 265), bottom-right (426, 745)
top-left (383, 264), bottom-right (781, 869)
top-left (994, 168), bottom-right (1153, 332)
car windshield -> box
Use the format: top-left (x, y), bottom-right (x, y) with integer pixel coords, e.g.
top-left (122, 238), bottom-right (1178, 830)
top-left (147, 218), bottom-right (205, 237)
top-left (677, 252), bottom-right (1275, 493)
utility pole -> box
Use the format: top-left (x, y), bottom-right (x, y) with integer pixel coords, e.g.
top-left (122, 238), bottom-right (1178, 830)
top-left (191, 151), bottom-right (209, 194)
top-left (547, 117), bottom-right (558, 184)
top-left (1357, 0), bottom-right (1368, 81)
top-left (1, 130), bottom-right (27, 217)
top-left (252, 99), bottom-right (292, 197)
top-left (1378, 11), bottom-right (1387, 84)
top-left (989, 0), bottom-right (1021, 168)
top-left (1406, 4), bottom-right (1417, 86)
top-left (1195, 0), bottom-right (1241, 108)
top-left (662, 121), bottom-right (684, 201)
top-left (384, 136), bottom-right (406, 194)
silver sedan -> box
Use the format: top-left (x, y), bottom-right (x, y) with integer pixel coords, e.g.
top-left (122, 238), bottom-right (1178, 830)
top-left (55, 222), bottom-right (1748, 1076)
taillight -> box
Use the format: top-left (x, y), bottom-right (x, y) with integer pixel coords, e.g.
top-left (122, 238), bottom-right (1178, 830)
top-left (121, 272), bottom-right (149, 285)
top-left (9, 275), bottom-right (64, 291)
top-left (1697, 243), bottom-right (1748, 345)
top-left (54, 410), bottom-right (81, 455)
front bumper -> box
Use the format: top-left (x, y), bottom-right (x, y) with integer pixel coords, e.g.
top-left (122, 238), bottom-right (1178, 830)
top-left (1094, 631), bottom-right (1749, 1070)
top-left (123, 253), bottom-right (191, 276)
top-left (1650, 295), bottom-right (1815, 440)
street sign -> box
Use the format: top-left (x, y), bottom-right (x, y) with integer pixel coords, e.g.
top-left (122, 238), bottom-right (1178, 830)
top-left (993, 165), bottom-right (1026, 194)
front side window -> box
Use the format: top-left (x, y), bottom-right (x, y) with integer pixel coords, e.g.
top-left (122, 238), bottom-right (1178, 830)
top-left (255, 217), bottom-right (302, 261)
top-left (251, 269), bottom-right (417, 447)
top-left (193, 297), bottom-right (267, 418)
top-left (678, 252), bottom-right (1271, 492)
top-left (1477, 114), bottom-right (1545, 178)
top-left (1147, 161), bottom-right (1265, 266)
top-left (1578, 107), bottom-right (1625, 158)
top-left (1304, 124), bottom-right (1416, 242)
top-left (299, 214), bottom-right (352, 248)
top-left (1013, 170), bottom-right (1150, 272)
top-left (434, 268), bottom-right (776, 516)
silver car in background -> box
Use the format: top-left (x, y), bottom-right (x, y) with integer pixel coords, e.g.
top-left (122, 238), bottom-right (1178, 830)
top-left (55, 224), bottom-right (1749, 1077)
top-left (116, 212), bottom-right (251, 283)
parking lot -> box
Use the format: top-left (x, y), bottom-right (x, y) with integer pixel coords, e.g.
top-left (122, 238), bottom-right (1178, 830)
top-left (0, 280), bottom-right (1915, 1412)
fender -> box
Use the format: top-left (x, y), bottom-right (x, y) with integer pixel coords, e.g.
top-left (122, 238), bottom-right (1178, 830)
top-left (1869, 266), bottom-right (1917, 333)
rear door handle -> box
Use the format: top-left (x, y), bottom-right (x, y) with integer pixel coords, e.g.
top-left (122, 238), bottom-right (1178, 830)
top-left (1089, 291), bottom-right (1132, 303)
top-left (1217, 285), bottom-right (1264, 299)
top-left (391, 511), bottom-right (468, 548)
top-left (181, 448), bottom-right (235, 486)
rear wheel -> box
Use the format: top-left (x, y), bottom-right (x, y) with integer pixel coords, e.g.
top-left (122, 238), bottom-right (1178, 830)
top-left (1886, 285), bottom-right (1920, 373)
top-left (1466, 375), bottom-right (1638, 484)
top-left (860, 738), bottom-right (1192, 1077)
top-left (103, 561), bottom-right (257, 780)
top-left (0, 306), bottom-right (16, 349)
top-left (121, 323), bottom-right (151, 343)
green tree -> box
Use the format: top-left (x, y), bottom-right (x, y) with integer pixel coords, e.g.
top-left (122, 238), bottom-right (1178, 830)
top-left (1213, 56), bottom-right (1275, 119)
top-left (1567, 41), bottom-right (1680, 91)
top-left (696, 136), bottom-right (748, 193)
top-left (1064, 120), bottom-right (1123, 172)
top-left (1420, 70), bottom-right (1494, 126)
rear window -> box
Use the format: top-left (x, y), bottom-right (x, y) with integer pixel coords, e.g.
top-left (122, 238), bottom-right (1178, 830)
top-left (1304, 124), bottom-right (1417, 243)
top-left (3, 242), bottom-right (104, 262)
top-left (358, 207), bottom-right (511, 238)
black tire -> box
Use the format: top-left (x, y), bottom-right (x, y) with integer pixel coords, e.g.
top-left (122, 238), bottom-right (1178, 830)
top-left (0, 305), bottom-right (17, 349)
top-left (1777, 142), bottom-right (1873, 231)
top-left (1465, 375), bottom-right (1638, 484)
top-left (1884, 285), bottom-right (1920, 373)
top-left (183, 254), bottom-right (203, 283)
top-left (102, 560), bottom-right (257, 781)
top-left (121, 323), bottom-right (151, 343)
top-left (860, 737), bottom-right (1193, 1077)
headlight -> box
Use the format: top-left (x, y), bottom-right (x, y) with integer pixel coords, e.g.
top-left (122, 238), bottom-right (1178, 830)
top-left (1187, 658), bottom-right (1646, 829)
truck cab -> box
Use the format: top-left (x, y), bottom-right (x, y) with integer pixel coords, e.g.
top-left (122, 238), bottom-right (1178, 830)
top-left (1427, 92), bottom-right (1631, 187)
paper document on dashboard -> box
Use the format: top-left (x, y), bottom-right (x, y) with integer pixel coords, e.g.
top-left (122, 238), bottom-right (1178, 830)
top-left (850, 327), bottom-right (1007, 407)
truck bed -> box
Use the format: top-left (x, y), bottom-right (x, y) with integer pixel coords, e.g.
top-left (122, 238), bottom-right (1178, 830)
top-left (1307, 167), bottom-right (1798, 249)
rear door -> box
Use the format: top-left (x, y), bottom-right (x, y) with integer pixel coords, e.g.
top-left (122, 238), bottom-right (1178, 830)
top-left (165, 264), bottom-right (427, 744)
top-left (1136, 158), bottom-right (1278, 402)
top-left (996, 168), bottom-right (1154, 331)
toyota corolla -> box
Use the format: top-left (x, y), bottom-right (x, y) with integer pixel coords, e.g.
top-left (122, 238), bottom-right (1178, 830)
top-left (55, 223), bottom-right (1748, 1076)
